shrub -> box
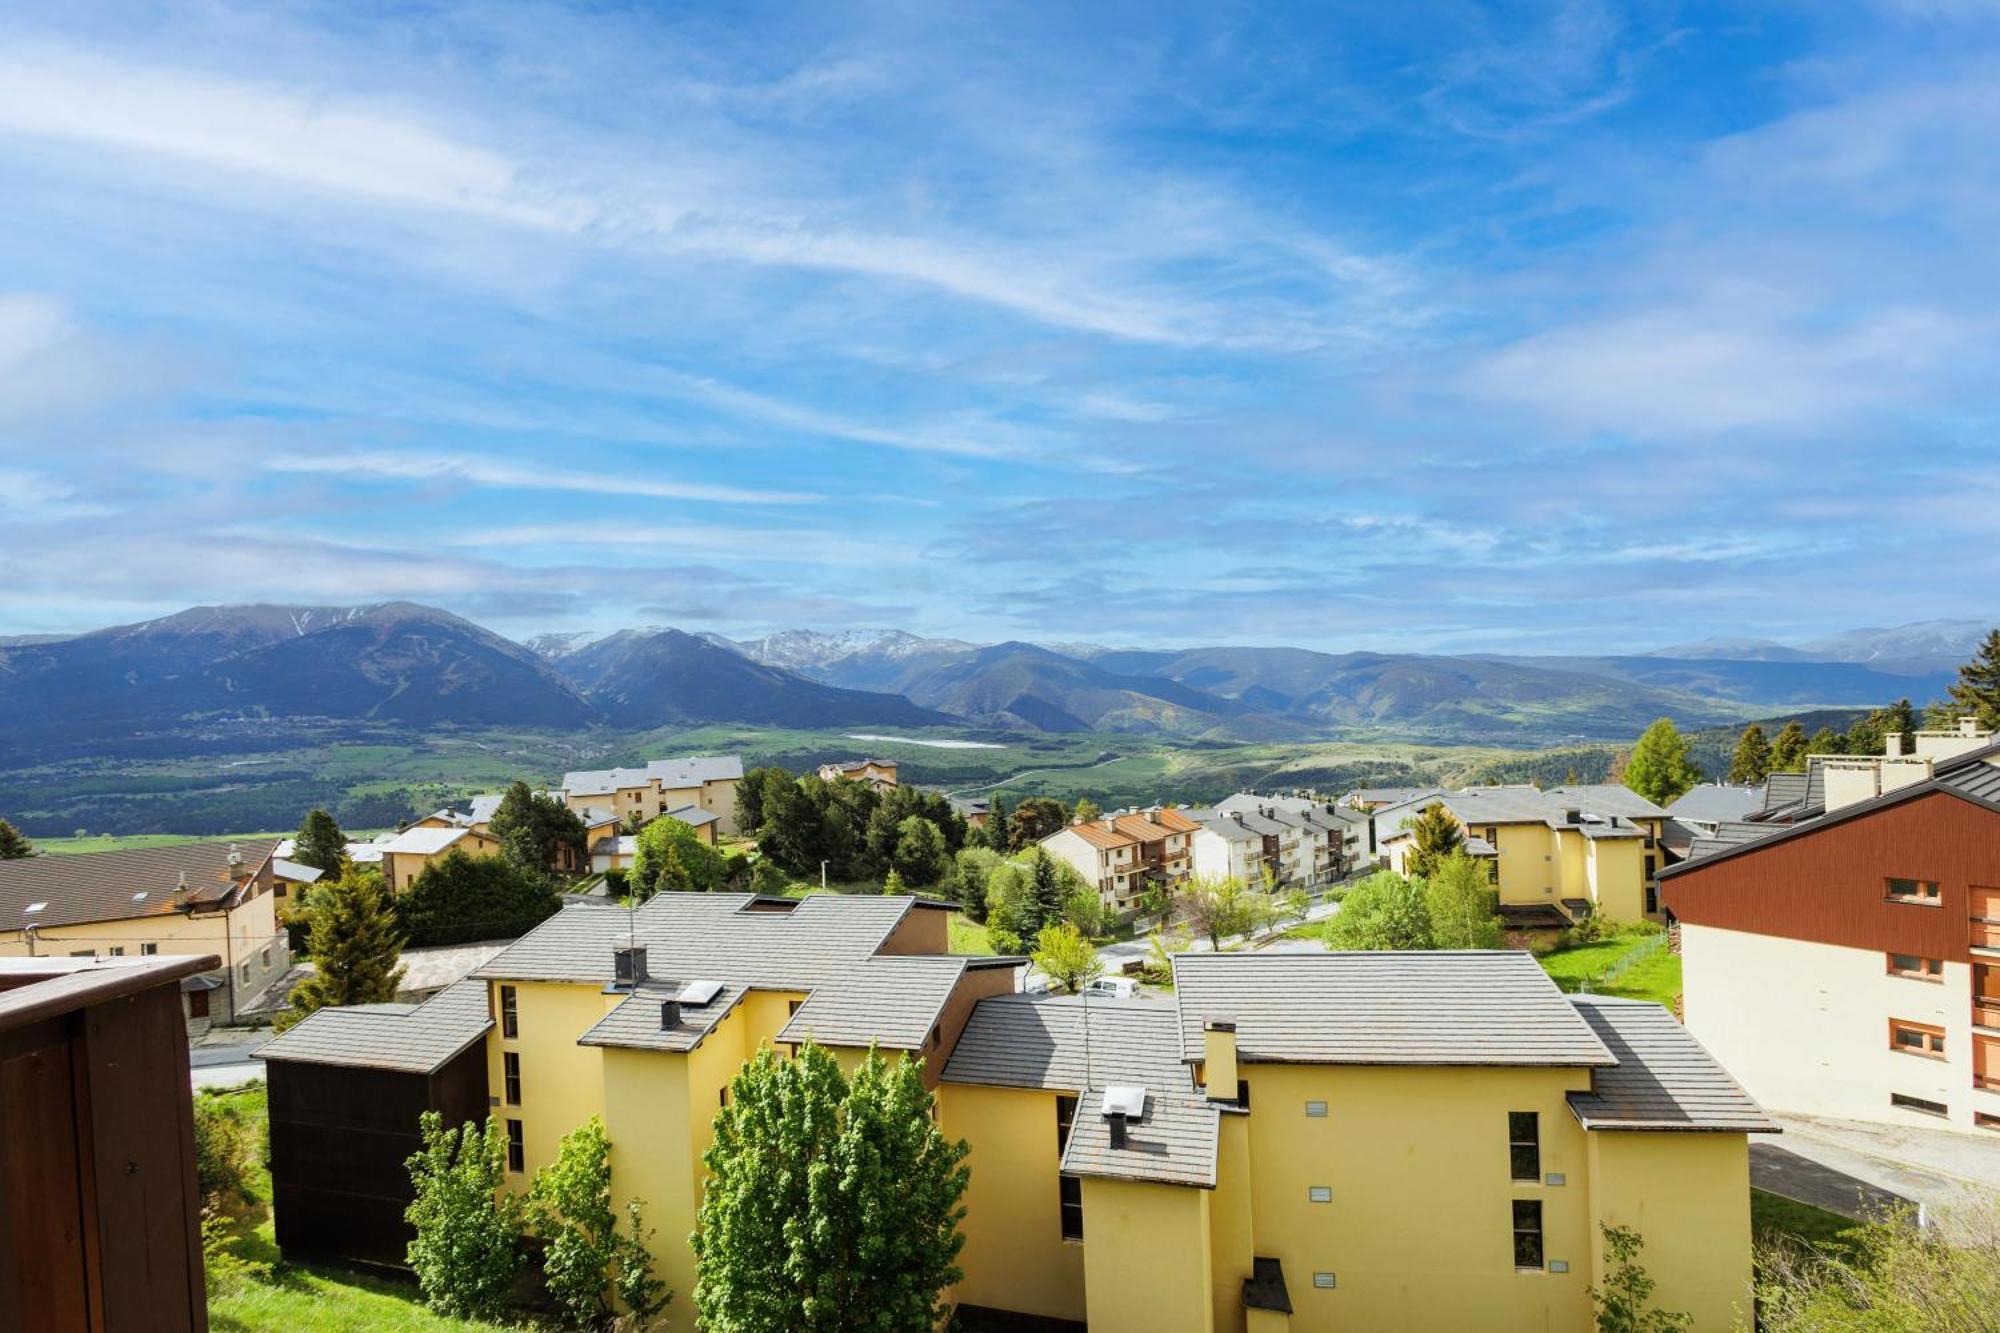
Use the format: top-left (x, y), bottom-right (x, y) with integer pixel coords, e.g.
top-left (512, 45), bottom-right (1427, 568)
top-left (404, 1113), bottom-right (526, 1322)
top-left (193, 1090), bottom-right (255, 1209)
top-left (398, 850), bottom-right (561, 947)
top-left (532, 1117), bottom-right (669, 1330)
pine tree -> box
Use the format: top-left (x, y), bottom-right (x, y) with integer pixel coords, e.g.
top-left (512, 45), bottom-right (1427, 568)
top-left (293, 808), bottom-right (349, 875)
top-left (1404, 803), bottom-right (1464, 879)
top-left (1623, 718), bottom-right (1701, 806)
top-left (1769, 720), bottom-right (1809, 773)
top-left (1027, 848), bottom-right (1066, 935)
top-left (1805, 726), bottom-right (1846, 757)
top-left (0, 818), bottom-right (33, 859)
top-left (1948, 629), bottom-right (2000, 730)
top-left (487, 780), bottom-right (587, 875)
top-left (1727, 724), bottom-right (1771, 785)
top-left (984, 796), bottom-right (1009, 852)
top-left (882, 866), bottom-right (906, 895)
top-left (278, 867), bottom-right (405, 1032)
top-left (693, 1044), bottom-right (968, 1333)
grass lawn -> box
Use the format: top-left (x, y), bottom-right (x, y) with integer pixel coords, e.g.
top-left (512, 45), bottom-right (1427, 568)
top-left (1751, 1188), bottom-right (1865, 1259)
top-left (1535, 931), bottom-right (1682, 1008)
top-left (36, 831), bottom-right (288, 855)
top-left (949, 913), bottom-right (995, 955)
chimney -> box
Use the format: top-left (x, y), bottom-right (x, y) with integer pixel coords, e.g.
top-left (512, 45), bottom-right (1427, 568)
top-left (1108, 1112), bottom-right (1128, 1149)
top-left (1148, 808), bottom-right (1161, 825)
top-left (1230, 811), bottom-right (1245, 826)
top-left (1204, 1018), bottom-right (1238, 1103)
top-left (175, 870), bottom-right (191, 906)
top-left (1963, 716), bottom-right (1983, 738)
top-left (613, 945), bottom-right (649, 989)
top-left (1564, 809), bottom-right (1582, 826)
top-left (660, 999), bottom-right (681, 1029)
top-left (1885, 732), bottom-right (1905, 758)
top-left (227, 843), bottom-right (247, 879)
top-left (1103, 816), bottom-right (1117, 832)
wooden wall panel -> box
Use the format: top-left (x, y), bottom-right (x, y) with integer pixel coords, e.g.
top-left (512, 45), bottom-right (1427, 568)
top-left (1662, 790), bottom-right (2000, 961)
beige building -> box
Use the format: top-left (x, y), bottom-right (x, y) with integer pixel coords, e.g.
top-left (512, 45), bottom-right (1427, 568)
top-left (562, 755), bottom-right (745, 834)
top-left (0, 839), bottom-right (290, 1028)
top-left (818, 758), bottom-right (899, 789)
top-left (376, 826), bottom-right (504, 893)
top-left (1040, 808), bottom-right (1198, 913)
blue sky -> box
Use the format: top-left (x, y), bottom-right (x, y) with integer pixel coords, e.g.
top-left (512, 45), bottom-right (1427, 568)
top-left (2, 1), bottom-right (1997, 652)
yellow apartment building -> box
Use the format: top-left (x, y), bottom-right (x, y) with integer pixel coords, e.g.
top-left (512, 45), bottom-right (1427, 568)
top-left (0, 838), bottom-right (290, 1027)
top-left (260, 898), bottom-right (1769, 1332)
top-left (561, 755), bottom-right (745, 834)
top-left (376, 826), bottom-right (505, 893)
top-left (1377, 786), bottom-right (1669, 926)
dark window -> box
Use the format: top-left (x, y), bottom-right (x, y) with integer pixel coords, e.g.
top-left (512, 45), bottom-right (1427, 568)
top-left (1644, 885), bottom-right (1659, 914)
top-left (1886, 877), bottom-right (1941, 904)
top-left (1891, 1092), bottom-right (1948, 1117)
top-left (504, 1052), bottom-right (522, 1105)
top-left (1059, 1175), bottom-right (1084, 1241)
top-left (1512, 1199), bottom-right (1544, 1270)
top-left (1056, 1095), bottom-right (1077, 1155)
top-left (1889, 1020), bottom-right (1946, 1057)
top-left (1508, 1112), bottom-right (1540, 1182)
top-left (1887, 954), bottom-right (1943, 980)
top-left (108, 946), bottom-right (125, 957)
top-left (720, 1085), bottom-right (730, 1108)
top-left (1236, 1078), bottom-right (1251, 1110)
top-left (1644, 854), bottom-right (1657, 880)
top-left (789, 999), bottom-right (804, 1016)
top-left (141, 943), bottom-right (158, 955)
top-left (188, 989), bottom-right (210, 1019)
top-left (500, 985), bottom-right (518, 1039)
top-left (506, 1119), bottom-right (525, 1172)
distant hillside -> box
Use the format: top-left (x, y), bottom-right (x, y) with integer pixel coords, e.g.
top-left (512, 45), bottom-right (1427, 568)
top-left (1484, 654), bottom-right (1955, 709)
top-left (1645, 618), bottom-right (1988, 674)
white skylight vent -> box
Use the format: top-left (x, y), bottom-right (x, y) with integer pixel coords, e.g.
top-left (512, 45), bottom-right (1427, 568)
top-left (1101, 1086), bottom-right (1146, 1119)
top-left (25, 902), bottom-right (46, 914)
top-left (132, 891), bottom-right (148, 901)
top-left (679, 979), bottom-right (725, 1007)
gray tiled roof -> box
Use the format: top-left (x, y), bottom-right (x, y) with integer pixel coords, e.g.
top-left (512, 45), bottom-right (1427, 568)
top-left (256, 977), bottom-right (492, 1074)
top-left (1184, 809), bottom-right (1263, 843)
top-left (1171, 952), bottom-right (1614, 1068)
top-left (562, 765), bottom-right (653, 795)
top-left (1544, 785), bottom-right (1669, 820)
top-left (1059, 1089), bottom-right (1220, 1188)
top-left (941, 994), bottom-right (1193, 1093)
top-left (578, 981), bottom-right (746, 1052)
top-left (1566, 997), bottom-right (1776, 1133)
top-left (648, 755), bottom-right (744, 786)
top-left (1685, 820), bottom-right (1779, 861)
top-left (777, 955), bottom-right (989, 1051)
top-left (472, 892), bottom-right (916, 989)
top-left (1666, 784), bottom-right (1764, 825)
top-left (0, 838), bottom-right (278, 932)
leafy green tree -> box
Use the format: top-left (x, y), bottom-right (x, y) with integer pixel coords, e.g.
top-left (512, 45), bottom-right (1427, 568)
top-left (487, 780), bottom-right (587, 875)
top-left (1282, 886), bottom-right (1312, 925)
top-left (1173, 875), bottom-right (1267, 950)
top-left (1806, 726), bottom-right (1847, 757)
top-left (1032, 922), bottom-right (1103, 994)
top-left (531, 1116), bottom-right (669, 1329)
top-left (1323, 870), bottom-right (1435, 951)
top-left (632, 815), bottom-right (728, 898)
top-left (404, 1113), bottom-right (525, 1322)
top-left (1589, 1225), bottom-right (1691, 1332)
top-left (1422, 852), bottom-right (1504, 950)
top-left (750, 856), bottom-right (791, 897)
top-left (1623, 718), bottom-right (1702, 806)
top-left (1727, 724), bottom-right (1771, 785)
top-left (292, 808), bottom-right (348, 875)
top-left (891, 815), bottom-right (949, 887)
top-left (1403, 803), bottom-right (1465, 879)
top-left (1060, 886), bottom-right (1112, 939)
top-left (396, 850), bottom-right (561, 948)
top-left (1769, 720), bottom-right (1809, 773)
top-left (1948, 629), bottom-right (2000, 730)
top-left (1008, 797), bottom-right (1069, 851)
top-left (193, 1090), bottom-right (255, 1209)
top-left (693, 1044), bottom-right (969, 1333)
top-left (0, 817), bottom-right (32, 859)
top-left (278, 866), bottom-right (405, 1032)
top-left (982, 861), bottom-right (1033, 953)
top-left (1071, 797), bottom-right (1102, 823)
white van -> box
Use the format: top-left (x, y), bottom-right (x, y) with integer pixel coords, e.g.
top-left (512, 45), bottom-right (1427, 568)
top-left (1080, 976), bottom-right (1138, 999)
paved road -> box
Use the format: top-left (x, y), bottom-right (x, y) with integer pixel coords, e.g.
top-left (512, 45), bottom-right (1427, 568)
top-left (1752, 1111), bottom-right (2000, 1236)
top-left (1024, 894), bottom-right (1341, 989)
top-left (189, 1033), bottom-right (270, 1089)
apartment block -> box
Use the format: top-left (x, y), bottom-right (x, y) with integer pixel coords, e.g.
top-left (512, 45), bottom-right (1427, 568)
top-left (561, 755), bottom-right (745, 834)
top-left (1041, 808), bottom-right (1199, 912)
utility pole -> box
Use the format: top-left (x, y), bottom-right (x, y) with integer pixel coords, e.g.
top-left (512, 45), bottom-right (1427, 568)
top-left (821, 860), bottom-right (829, 892)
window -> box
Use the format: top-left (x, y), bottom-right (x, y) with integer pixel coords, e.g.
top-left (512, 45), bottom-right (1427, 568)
top-left (1513, 1200), bottom-right (1544, 1270)
top-left (500, 985), bottom-right (518, 1039)
top-left (1889, 1019), bottom-right (1946, 1058)
top-left (1055, 1095), bottom-right (1077, 1155)
top-left (1886, 877), bottom-right (1941, 905)
top-left (720, 1085), bottom-right (730, 1108)
top-left (1644, 855), bottom-right (1657, 880)
top-left (1058, 1175), bottom-right (1084, 1240)
top-left (239, 962), bottom-right (250, 983)
top-left (788, 999), bottom-right (804, 1016)
top-left (503, 1052), bottom-right (522, 1105)
top-left (1508, 1111), bottom-right (1540, 1182)
top-left (1975, 1112), bottom-right (2000, 1132)
top-left (1236, 1078), bottom-right (1251, 1110)
top-left (141, 943), bottom-right (157, 955)
top-left (1887, 953), bottom-right (1944, 981)
top-left (108, 946), bottom-right (125, 957)
top-left (506, 1119), bottom-right (525, 1172)
top-left (261, 946), bottom-right (272, 968)
top-left (188, 989), bottom-right (210, 1019)
top-left (1891, 1092), bottom-right (1948, 1117)
top-left (1305, 1100), bottom-right (1328, 1118)
top-left (1644, 885), bottom-right (1658, 914)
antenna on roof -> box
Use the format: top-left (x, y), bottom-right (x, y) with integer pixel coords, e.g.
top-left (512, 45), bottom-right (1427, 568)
top-left (1080, 983), bottom-right (1095, 1092)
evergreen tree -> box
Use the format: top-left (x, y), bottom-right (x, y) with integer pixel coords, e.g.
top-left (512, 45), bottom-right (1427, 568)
top-left (1027, 848), bottom-right (1067, 935)
top-left (293, 808), bottom-right (349, 875)
top-left (1423, 852), bottom-right (1504, 950)
top-left (279, 866), bottom-right (405, 1032)
top-left (1805, 726), bottom-right (1847, 757)
top-left (1008, 797), bottom-right (1069, 851)
top-left (1727, 723), bottom-right (1771, 785)
top-left (891, 816), bottom-right (948, 887)
top-left (396, 850), bottom-right (561, 947)
top-left (693, 1045), bottom-right (968, 1333)
top-left (1769, 720), bottom-right (1809, 773)
top-left (882, 866), bottom-right (906, 895)
top-left (1623, 718), bottom-right (1701, 806)
top-left (984, 796), bottom-right (1009, 852)
top-left (0, 818), bottom-right (33, 859)
top-left (486, 780), bottom-right (587, 875)
top-left (1947, 628), bottom-right (2000, 730)
top-left (1403, 803), bottom-right (1464, 879)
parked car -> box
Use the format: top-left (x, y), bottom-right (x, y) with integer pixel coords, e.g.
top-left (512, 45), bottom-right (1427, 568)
top-left (1081, 975), bottom-right (1138, 999)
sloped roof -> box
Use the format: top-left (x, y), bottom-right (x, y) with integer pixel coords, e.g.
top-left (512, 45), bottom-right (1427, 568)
top-left (1667, 785), bottom-right (1765, 825)
top-left (257, 977), bottom-right (492, 1074)
top-left (1171, 952), bottom-right (1614, 1068)
top-left (647, 755), bottom-right (744, 786)
top-left (562, 766), bottom-right (654, 796)
top-left (1183, 809), bottom-right (1262, 844)
top-left (942, 993), bottom-right (1192, 1093)
top-left (0, 838), bottom-right (277, 932)
top-left (377, 826), bottom-right (485, 856)
top-left (1543, 785), bottom-right (1669, 820)
top-left (1058, 821), bottom-right (1137, 851)
top-left (269, 858), bottom-right (324, 884)
top-left (579, 981), bottom-right (748, 1053)
top-left (777, 955), bottom-right (995, 1051)
top-left (1566, 997), bottom-right (1776, 1133)
top-left (1113, 808), bottom-right (1200, 841)
top-left (1060, 1089), bottom-right (1220, 1188)
top-left (665, 805), bottom-right (720, 827)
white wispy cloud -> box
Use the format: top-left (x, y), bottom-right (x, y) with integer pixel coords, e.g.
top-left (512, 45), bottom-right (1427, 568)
top-left (262, 451), bottom-right (821, 505)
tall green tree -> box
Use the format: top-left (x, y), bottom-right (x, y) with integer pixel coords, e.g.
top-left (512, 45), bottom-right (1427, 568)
top-left (983, 795), bottom-right (1009, 851)
top-left (293, 808), bottom-right (349, 875)
top-left (279, 866), bottom-right (405, 1032)
top-left (0, 818), bottom-right (33, 859)
top-left (734, 766), bottom-right (793, 837)
top-left (1403, 803), bottom-right (1465, 879)
top-left (632, 815), bottom-right (728, 898)
top-left (1031, 922), bottom-right (1103, 994)
top-left (1806, 726), bottom-right (1847, 757)
top-left (891, 816), bottom-right (948, 888)
top-left (693, 1044), bottom-right (968, 1333)
top-left (1008, 797), bottom-right (1070, 851)
top-left (404, 1113), bottom-right (525, 1322)
top-left (1172, 875), bottom-right (1271, 950)
top-left (1027, 848), bottom-right (1068, 935)
top-left (486, 780), bottom-right (587, 875)
top-left (396, 850), bottom-right (561, 947)
top-left (1324, 870), bottom-right (1435, 951)
top-left (1423, 852), bottom-right (1504, 950)
top-left (1727, 723), bottom-right (1772, 786)
top-left (1769, 720), bottom-right (1809, 773)
top-left (1947, 628), bottom-right (2000, 730)
top-left (1071, 797), bottom-right (1102, 823)
top-left (1623, 718), bottom-right (1702, 806)
top-left (530, 1116), bottom-right (669, 1329)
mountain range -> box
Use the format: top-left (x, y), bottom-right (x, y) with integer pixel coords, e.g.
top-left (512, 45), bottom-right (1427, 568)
top-left (0, 606), bottom-right (1978, 757)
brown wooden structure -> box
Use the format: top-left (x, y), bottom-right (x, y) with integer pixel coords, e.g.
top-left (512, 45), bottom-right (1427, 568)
top-left (0, 954), bottom-right (217, 1332)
